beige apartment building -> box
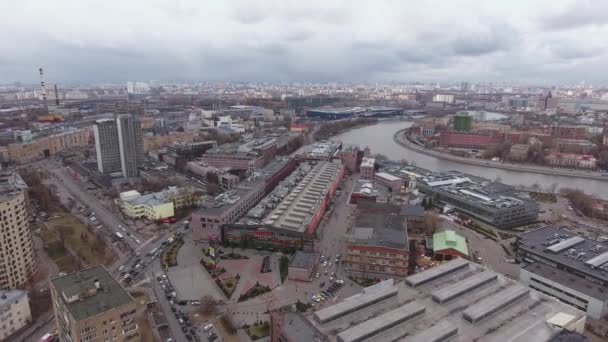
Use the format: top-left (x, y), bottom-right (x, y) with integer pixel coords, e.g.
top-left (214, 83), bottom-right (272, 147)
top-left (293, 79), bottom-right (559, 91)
top-left (51, 265), bottom-right (140, 342)
top-left (0, 289), bottom-right (32, 341)
top-left (0, 172), bottom-right (36, 289)
top-left (6, 129), bottom-right (90, 164)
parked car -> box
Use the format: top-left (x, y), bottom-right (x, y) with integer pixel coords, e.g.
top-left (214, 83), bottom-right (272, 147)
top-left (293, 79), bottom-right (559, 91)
top-left (203, 324), bottom-right (213, 332)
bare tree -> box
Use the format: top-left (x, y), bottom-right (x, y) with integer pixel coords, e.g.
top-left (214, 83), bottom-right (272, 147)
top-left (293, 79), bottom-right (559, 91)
top-left (424, 210), bottom-right (440, 235)
top-left (197, 295), bottom-right (219, 316)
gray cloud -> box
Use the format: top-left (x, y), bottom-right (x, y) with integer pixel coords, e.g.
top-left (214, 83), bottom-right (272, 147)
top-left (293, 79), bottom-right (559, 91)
top-left (540, 1), bottom-right (608, 31)
top-left (1, 0), bottom-right (607, 85)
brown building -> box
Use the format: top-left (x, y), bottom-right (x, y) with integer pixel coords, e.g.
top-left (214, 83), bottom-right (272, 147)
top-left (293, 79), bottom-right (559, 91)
top-left (7, 129), bottom-right (90, 164)
top-left (50, 265), bottom-right (140, 342)
top-left (339, 145), bottom-right (360, 173)
top-left (345, 202), bottom-right (409, 279)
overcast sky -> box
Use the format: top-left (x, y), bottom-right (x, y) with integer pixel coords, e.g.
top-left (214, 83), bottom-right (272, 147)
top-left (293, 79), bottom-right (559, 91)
top-left (1, 0), bottom-right (606, 85)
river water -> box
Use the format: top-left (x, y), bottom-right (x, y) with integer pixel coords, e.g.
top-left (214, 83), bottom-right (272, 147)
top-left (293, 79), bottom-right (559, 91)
top-left (331, 120), bottom-right (608, 199)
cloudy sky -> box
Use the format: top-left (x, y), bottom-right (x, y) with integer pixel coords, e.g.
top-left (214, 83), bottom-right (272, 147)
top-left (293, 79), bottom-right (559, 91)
top-left (1, 0), bottom-right (606, 85)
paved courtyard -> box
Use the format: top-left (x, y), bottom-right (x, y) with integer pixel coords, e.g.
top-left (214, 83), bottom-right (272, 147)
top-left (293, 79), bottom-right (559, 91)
top-left (168, 237), bottom-right (224, 301)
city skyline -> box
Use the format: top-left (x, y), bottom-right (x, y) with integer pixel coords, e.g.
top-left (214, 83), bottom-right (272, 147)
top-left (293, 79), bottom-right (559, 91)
top-left (2, 0), bottom-right (607, 84)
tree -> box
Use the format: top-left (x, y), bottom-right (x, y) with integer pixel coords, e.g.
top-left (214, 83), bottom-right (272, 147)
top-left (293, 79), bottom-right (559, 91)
top-left (424, 210), bottom-right (440, 235)
top-left (372, 153), bottom-right (389, 161)
top-left (198, 295), bottom-right (218, 316)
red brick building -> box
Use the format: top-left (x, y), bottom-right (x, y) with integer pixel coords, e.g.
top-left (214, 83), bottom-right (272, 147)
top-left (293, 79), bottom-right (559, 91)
top-left (439, 131), bottom-right (501, 149)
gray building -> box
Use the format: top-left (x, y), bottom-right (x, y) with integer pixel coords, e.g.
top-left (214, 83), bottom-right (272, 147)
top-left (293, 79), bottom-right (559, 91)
top-left (515, 225), bottom-right (608, 319)
top-left (94, 119), bottom-right (121, 173)
top-left (94, 114), bottom-right (143, 178)
top-left (117, 114), bottom-right (143, 178)
top-left (416, 171), bottom-right (539, 229)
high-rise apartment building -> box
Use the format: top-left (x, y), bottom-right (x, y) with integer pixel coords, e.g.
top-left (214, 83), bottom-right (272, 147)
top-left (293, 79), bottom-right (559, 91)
top-left (117, 114), bottom-right (143, 178)
top-left (0, 290), bottom-right (32, 340)
top-left (94, 115), bottom-right (143, 178)
top-left (0, 172), bottom-right (35, 289)
top-left (94, 119), bottom-right (121, 174)
top-left (50, 265), bottom-right (140, 342)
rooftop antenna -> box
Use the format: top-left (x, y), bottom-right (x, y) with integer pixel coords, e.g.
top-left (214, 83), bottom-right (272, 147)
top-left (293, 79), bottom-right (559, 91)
top-left (38, 67), bottom-right (49, 113)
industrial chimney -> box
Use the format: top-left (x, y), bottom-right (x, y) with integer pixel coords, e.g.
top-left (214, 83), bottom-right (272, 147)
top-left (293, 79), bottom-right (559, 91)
top-left (54, 84), bottom-right (60, 106)
top-left (38, 67), bottom-right (48, 112)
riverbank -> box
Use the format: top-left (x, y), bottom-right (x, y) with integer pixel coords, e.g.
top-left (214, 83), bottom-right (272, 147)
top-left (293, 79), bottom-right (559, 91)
top-left (393, 129), bottom-right (608, 181)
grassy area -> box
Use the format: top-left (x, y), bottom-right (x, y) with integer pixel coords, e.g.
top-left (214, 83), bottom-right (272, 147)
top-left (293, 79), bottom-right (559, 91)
top-left (45, 241), bottom-right (67, 259)
top-left (162, 239), bottom-right (184, 268)
top-left (136, 316), bottom-right (158, 342)
top-left (39, 226), bottom-right (57, 243)
top-left (45, 215), bottom-right (116, 266)
top-left (216, 276), bottom-right (238, 299)
top-left (238, 283), bottom-right (271, 302)
top-left (244, 321), bottom-right (270, 340)
top-left (55, 255), bottom-right (81, 273)
top-left (349, 277), bottom-right (380, 287)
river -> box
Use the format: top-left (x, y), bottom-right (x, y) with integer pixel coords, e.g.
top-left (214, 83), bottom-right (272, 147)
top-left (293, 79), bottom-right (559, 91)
top-left (331, 120), bottom-right (608, 199)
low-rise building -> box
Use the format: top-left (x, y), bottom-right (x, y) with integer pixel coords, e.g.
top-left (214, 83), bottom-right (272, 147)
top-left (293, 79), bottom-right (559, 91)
top-left (432, 230), bottom-right (469, 260)
top-left (270, 311), bottom-right (327, 342)
top-left (185, 161), bottom-right (240, 190)
top-left (345, 208), bottom-right (409, 279)
top-left (546, 153), bottom-right (597, 169)
top-left (7, 128), bottom-right (90, 164)
top-left (199, 138), bottom-right (279, 173)
top-left (288, 252), bottom-right (317, 282)
top-left (374, 172), bottom-right (404, 193)
top-left (359, 157), bottom-right (375, 180)
top-left (520, 262), bottom-right (608, 320)
top-left (120, 186), bottom-right (199, 220)
top-left (509, 143), bottom-right (530, 161)
top-left (514, 225), bottom-right (608, 287)
top-left (192, 157), bottom-right (297, 241)
top-left (349, 180), bottom-right (389, 205)
top-left (417, 171), bottom-right (539, 229)
top-left (50, 266), bottom-right (140, 342)
top-left (0, 290), bottom-right (31, 341)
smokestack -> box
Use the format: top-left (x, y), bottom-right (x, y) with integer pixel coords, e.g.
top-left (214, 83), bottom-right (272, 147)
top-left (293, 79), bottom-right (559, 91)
top-left (38, 67), bottom-right (48, 112)
top-left (54, 84), bottom-right (59, 106)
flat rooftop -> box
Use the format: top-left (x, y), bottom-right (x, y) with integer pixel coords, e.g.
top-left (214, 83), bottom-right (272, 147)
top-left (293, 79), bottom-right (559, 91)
top-left (523, 262), bottom-right (608, 301)
top-left (0, 172), bottom-right (27, 201)
top-left (351, 212), bottom-right (408, 250)
top-left (516, 225), bottom-right (608, 284)
top-left (417, 170), bottom-right (537, 211)
top-left (264, 161), bottom-right (342, 233)
top-left (307, 258), bottom-right (586, 342)
top-left (196, 157), bottom-right (293, 217)
top-left (0, 289), bottom-right (27, 308)
top-left (51, 265), bottom-right (134, 322)
top-left (290, 252), bottom-right (317, 269)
